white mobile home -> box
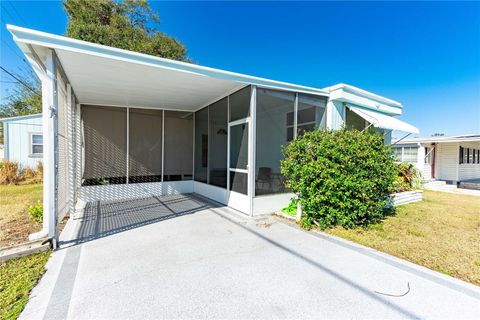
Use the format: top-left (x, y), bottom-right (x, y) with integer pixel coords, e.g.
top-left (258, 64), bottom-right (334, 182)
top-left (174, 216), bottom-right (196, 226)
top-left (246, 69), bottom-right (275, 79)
top-left (393, 135), bottom-right (480, 184)
top-left (7, 25), bottom-right (419, 243)
top-left (0, 114), bottom-right (43, 169)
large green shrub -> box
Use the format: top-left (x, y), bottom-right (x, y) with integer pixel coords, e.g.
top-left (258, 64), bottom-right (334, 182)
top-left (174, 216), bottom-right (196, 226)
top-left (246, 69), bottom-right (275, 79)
top-left (281, 128), bottom-right (397, 229)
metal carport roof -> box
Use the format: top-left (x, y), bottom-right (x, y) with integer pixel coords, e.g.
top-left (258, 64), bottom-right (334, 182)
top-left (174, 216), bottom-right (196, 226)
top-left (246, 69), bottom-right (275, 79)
top-left (7, 25), bottom-right (328, 111)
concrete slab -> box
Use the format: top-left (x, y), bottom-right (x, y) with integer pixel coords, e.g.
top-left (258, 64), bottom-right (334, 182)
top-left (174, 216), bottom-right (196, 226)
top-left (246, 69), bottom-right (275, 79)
top-left (20, 194), bottom-right (480, 319)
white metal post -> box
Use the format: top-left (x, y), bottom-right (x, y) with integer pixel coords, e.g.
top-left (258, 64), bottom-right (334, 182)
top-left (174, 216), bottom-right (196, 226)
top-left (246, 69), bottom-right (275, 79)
top-left (293, 93), bottom-right (298, 139)
top-left (75, 104), bottom-right (81, 190)
top-left (126, 107), bottom-right (129, 184)
top-left (66, 84), bottom-right (75, 218)
top-left (161, 109), bottom-right (164, 182)
top-left (248, 86), bottom-right (256, 216)
top-left (44, 50), bottom-right (57, 244)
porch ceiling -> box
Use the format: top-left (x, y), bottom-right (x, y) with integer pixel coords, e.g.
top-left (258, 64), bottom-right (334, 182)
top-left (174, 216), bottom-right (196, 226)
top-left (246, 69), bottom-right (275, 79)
top-left (55, 48), bottom-right (243, 110)
top-left (8, 25), bottom-right (328, 111)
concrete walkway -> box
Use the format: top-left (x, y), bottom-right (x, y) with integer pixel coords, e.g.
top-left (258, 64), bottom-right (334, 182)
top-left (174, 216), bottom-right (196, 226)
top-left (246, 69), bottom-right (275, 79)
top-left (21, 194), bottom-right (480, 319)
top-left (423, 181), bottom-right (480, 196)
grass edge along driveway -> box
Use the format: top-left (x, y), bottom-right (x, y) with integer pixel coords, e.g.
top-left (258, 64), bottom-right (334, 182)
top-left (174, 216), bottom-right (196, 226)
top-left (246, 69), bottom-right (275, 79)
top-left (325, 190), bottom-right (480, 285)
top-left (0, 251), bottom-right (51, 320)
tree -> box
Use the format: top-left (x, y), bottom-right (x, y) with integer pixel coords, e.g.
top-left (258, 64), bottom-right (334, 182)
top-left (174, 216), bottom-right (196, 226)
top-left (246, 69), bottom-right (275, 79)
top-left (63, 0), bottom-right (190, 61)
top-left (0, 70), bottom-right (41, 118)
top-left (0, 70), bottom-right (42, 142)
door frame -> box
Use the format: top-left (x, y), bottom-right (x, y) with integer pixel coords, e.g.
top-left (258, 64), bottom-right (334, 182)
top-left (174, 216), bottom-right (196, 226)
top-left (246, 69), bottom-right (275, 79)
top-left (227, 117), bottom-right (251, 214)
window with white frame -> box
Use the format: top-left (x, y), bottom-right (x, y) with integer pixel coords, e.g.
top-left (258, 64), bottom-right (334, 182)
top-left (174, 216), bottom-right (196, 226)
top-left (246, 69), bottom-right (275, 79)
top-left (30, 133), bottom-right (43, 156)
top-left (392, 145), bottom-right (418, 163)
top-left (392, 147), bottom-right (403, 162)
top-left (402, 147), bottom-right (418, 162)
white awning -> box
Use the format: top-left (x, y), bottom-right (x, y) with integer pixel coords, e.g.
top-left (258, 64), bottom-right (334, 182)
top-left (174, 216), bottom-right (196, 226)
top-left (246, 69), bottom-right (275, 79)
top-left (347, 105), bottom-right (419, 134)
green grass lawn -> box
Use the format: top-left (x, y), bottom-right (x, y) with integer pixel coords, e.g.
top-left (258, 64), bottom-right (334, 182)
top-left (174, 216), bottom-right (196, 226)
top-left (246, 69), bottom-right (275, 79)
top-left (0, 251), bottom-right (51, 320)
top-left (0, 184), bottom-right (43, 247)
top-left (325, 190), bottom-right (480, 285)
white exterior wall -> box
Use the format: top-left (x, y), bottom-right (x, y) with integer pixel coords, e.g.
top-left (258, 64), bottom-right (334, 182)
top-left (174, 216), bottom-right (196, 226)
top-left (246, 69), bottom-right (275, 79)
top-left (3, 116), bottom-right (43, 169)
top-left (436, 142), bottom-right (459, 182)
top-left (422, 144), bottom-right (432, 180)
top-left (326, 100), bottom-right (344, 130)
top-left (416, 145), bottom-right (427, 179)
top-left (458, 141), bottom-right (480, 181)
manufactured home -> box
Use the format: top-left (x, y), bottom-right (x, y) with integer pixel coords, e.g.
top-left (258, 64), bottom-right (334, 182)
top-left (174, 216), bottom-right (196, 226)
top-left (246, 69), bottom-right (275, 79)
top-left (393, 134), bottom-right (480, 185)
top-left (0, 113), bottom-right (43, 168)
top-left (7, 25), bottom-right (419, 243)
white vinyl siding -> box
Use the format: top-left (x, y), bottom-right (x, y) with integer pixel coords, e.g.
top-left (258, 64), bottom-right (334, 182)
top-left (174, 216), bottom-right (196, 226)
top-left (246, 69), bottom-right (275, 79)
top-left (3, 115), bottom-right (43, 169)
top-left (436, 142), bottom-right (459, 182)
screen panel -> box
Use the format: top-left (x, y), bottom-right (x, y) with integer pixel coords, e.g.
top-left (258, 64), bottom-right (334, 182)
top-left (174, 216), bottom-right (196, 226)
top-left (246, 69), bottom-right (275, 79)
top-left (164, 111), bottom-right (193, 181)
top-left (82, 105), bottom-right (127, 185)
top-left (194, 107), bottom-right (209, 183)
top-left (229, 86), bottom-right (251, 121)
top-left (255, 88), bottom-right (294, 195)
top-left (128, 108), bottom-right (163, 183)
top-left (208, 98), bottom-right (228, 188)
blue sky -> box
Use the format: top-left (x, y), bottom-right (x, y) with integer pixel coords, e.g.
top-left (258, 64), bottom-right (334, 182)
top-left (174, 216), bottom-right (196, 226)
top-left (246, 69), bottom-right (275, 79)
top-left (1, 1), bottom-right (479, 137)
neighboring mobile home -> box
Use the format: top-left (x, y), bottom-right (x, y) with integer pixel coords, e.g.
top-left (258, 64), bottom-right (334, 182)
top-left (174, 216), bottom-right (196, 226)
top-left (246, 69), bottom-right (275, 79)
top-left (7, 25), bottom-right (418, 243)
top-left (0, 114), bottom-right (43, 168)
top-left (393, 134), bottom-right (480, 184)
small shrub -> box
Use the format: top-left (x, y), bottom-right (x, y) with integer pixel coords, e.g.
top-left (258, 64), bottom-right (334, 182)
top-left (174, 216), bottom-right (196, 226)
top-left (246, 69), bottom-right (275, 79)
top-left (23, 168), bottom-right (36, 181)
top-left (0, 160), bottom-right (20, 185)
top-left (28, 201), bottom-right (43, 223)
top-left (281, 128), bottom-right (397, 229)
top-left (281, 198), bottom-right (298, 216)
top-left (393, 162), bottom-right (422, 192)
top-left (34, 162), bottom-right (43, 183)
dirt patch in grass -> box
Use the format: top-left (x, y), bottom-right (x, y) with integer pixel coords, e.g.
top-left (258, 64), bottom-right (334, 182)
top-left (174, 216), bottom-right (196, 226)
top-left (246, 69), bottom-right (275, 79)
top-left (325, 190), bottom-right (480, 285)
top-left (0, 185), bottom-right (43, 248)
top-left (0, 250), bottom-right (51, 320)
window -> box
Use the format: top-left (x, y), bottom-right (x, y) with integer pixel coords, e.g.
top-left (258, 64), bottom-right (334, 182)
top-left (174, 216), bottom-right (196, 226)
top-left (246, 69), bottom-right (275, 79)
top-left (393, 146), bottom-right (418, 163)
top-left (30, 133), bottom-right (43, 156)
top-left (403, 147), bottom-right (418, 162)
top-left (392, 147), bottom-right (403, 162)
top-left (345, 108), bottom-right (367, 131)
top-left (459, 146), bottom-right (480, 165)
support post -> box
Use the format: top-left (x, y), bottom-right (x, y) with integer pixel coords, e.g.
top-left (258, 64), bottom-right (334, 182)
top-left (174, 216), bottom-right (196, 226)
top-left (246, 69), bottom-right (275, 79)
top-left (29, 50), bottom-right (58, 246)
top-left (248, 86), bottom-right (257, 216)
top-left (66, 84), bottom-right (75, 218)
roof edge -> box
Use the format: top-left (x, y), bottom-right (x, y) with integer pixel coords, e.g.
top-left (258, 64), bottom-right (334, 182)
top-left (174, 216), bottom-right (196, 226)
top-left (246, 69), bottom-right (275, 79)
top-left (0, 113), bottom-right (42, 122)
top-left (7, 24), bottom-right (328, 96)
top-left (325, 83), bottom-right (402, 108)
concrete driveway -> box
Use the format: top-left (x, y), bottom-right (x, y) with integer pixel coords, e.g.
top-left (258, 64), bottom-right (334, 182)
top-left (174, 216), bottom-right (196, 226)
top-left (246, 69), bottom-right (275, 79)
top-left (21, 194), bottom-right (480, 319)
